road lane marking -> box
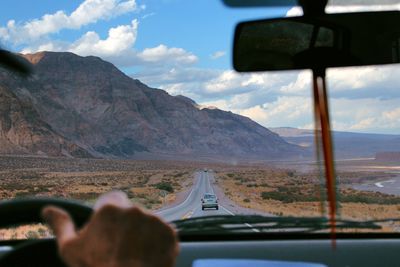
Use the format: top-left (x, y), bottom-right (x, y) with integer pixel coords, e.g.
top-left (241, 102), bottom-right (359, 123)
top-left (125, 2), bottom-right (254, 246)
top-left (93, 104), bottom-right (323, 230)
top-left (220, 205), bottom-right (260, 233)
top-left (207, 174), bottom-right (215, 194)
top-left (181, 210), bottom-right (194, 220)
top-left (245, 223), bottom-right (259, 232)
top-left (220, 205), bottom-right (234, 215)
top-left (375, 180), bottom-right (395, 188)
top-left (156, 173), bottom-right (201, 215)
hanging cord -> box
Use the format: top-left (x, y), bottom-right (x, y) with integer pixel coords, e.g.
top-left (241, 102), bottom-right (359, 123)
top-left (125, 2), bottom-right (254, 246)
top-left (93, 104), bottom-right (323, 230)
top-left (312, 76), bottom-right (326, 216)
top-left (312, 69), bottom-right (337, 248)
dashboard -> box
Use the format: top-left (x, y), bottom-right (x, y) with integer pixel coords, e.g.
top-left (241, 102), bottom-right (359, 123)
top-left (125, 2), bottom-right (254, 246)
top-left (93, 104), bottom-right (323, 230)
top-left (1, 236), bottom-right (400, 267)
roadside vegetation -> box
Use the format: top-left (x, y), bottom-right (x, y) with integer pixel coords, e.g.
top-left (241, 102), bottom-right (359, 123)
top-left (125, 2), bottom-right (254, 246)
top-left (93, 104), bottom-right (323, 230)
top-left (215, 164), bottom-right (400, 221)
top-left (0, 156), bottom-right (200, 240)
top-left (0, 156), bottom-right (195, 210)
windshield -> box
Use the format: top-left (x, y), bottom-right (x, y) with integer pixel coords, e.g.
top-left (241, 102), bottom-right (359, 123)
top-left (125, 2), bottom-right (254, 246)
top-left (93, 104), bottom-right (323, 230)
top-left (0, 0), bottom-right (399, 240)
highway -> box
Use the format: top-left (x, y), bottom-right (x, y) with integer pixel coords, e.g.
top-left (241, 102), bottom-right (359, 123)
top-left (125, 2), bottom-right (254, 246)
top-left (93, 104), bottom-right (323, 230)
top-left (156, 171), bottom-right (236, 222)
top-left (353, 174), bottom-right (400, 196)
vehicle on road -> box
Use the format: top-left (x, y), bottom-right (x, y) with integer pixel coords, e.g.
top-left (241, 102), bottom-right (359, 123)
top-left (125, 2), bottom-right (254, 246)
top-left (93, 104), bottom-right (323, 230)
top-left (201, 193), bottom-right (218, 210)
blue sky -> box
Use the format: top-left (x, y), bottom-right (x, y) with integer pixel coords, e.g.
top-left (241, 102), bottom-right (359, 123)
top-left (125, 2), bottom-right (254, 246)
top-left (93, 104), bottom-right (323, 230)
top-left (0, 0), bottom-right (399, 134)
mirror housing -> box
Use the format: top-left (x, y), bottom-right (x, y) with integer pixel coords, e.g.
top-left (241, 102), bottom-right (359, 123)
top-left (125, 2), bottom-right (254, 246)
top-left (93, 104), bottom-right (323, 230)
top-left (233, 11), bottom-right (400, 72)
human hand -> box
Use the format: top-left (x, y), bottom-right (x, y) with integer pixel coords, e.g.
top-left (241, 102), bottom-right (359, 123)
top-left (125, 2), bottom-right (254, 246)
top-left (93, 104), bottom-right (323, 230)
top-left (42, 191), bottom-right (179, 267)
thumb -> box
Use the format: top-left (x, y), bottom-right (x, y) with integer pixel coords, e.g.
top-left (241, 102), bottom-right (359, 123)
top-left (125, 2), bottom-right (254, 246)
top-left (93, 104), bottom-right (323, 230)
top-left (42, 206), bottom-right (77, 245)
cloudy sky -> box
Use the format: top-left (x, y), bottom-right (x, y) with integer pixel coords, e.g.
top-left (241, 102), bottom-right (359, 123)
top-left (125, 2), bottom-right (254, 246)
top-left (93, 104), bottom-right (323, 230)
top-left (0, 0), bottom-right (399, 134)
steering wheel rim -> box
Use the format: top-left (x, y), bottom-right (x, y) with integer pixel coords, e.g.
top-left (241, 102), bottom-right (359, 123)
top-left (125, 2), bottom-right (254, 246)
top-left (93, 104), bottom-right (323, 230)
top-left (0, 198), bottom-right (93, 266)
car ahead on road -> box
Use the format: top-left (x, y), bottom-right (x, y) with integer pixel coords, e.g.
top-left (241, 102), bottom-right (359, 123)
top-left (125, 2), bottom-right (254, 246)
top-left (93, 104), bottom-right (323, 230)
top-left (201, 193), bottom-right (218, 210)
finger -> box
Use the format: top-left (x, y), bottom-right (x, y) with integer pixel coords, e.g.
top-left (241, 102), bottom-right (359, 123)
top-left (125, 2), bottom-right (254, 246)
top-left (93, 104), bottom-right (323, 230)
top-left (93, 191), bottom-right (132, 211)
top-left (42, 206), bottom-right (77, 245)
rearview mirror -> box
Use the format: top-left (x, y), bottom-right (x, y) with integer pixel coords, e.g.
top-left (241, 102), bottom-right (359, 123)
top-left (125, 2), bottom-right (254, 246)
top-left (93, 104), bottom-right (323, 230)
top-left (233, 11), bottom-right (400, 72)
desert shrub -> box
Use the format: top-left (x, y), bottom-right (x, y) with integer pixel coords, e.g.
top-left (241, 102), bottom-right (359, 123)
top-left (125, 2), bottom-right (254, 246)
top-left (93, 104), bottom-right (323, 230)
top-left (14, 191), bottom-right (33, 198)
top-left (38, 227), bottom-right (48, 238)
top-left (243, 198), bottom-right (251, 203)
top-left (227, 173), bottom-right (234, 178)
top-left (339, 192), bottom-right (400, 205)
top-left (240, 178), bottom-right (250, 183)
top-left (261, 191), bottom-right (319, 203)
top-left (25, 231), bottom-right (39, 239)
top-left (277, 186), bottom-right (289, 192)
top-left (125, 190), bottom-right (135, 199)
top-left (147, 198), bottom-right (162, 205)
top-left (173, 172), bottom-right (186, 178)
top-left (287, 171), bottom-right (295, 177)
top-left (155, 182), bottom-right (174, 193)
top-left (19, 172), bottom-right (41, 180)
top-left (69, 192), bottom-right (100, 200)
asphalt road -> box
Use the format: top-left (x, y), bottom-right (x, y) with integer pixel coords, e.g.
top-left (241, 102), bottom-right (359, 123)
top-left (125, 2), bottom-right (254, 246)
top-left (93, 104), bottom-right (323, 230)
top-left (353, 174), bottom-right (400, 196)
top-left (156, 171), bottom-right (234, 222)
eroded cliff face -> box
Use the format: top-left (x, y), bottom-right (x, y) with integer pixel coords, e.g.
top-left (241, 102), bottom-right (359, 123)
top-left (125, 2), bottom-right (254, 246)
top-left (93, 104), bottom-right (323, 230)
top-left (0, 76), bottom-right (89, 157)
top-left (0, 51), bottom-right (301, 159)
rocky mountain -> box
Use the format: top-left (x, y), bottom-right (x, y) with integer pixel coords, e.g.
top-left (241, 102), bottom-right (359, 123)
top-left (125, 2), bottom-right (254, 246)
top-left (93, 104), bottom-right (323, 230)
top-left (0, 51), bottom-right (302, 159)
top-left (0, 70), bottom-right (90, 157)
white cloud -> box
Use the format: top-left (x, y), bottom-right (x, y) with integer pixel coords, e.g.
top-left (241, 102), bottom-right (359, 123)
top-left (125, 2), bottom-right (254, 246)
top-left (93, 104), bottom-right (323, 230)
top-left (0, 0), bottom-right (138, 44)
top-left (70, 20), bottom-right (138, 56)
top-left (280, 71), bottom-right (311, 95)
top-left (238, 96), bottom-right (313, 128)
top-left (210, 50), bottom-right (226, 60)
top-left (137, 44), bottom-right (198, 65)
top-left (287, 4), bottom-right (400, 16)
top-left (203, 70), bottom-right (285, 95)
top-left (329, 97), bottom-right (400, 133)
top-left (383, 108), bottom-right (400, 122)
top-left (141, 12), bottom-right (156, 19)
top-left (21, 20), bottom-right (138, 57)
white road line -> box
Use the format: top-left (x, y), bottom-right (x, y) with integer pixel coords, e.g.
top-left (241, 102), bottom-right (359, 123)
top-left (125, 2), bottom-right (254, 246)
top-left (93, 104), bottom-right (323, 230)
top-left (245, 223), bottom-right (260, 232)
top-left (220, 204), bottom-right (260, 233)
top-left (181, 210), bottom-right (194, 220)
top-left (375, 179), bottom-right (395, 188)
top-left (220, 205), bottom-right (234, 215)
top-left (212, 173), bottom-right (260, 233)
top-left (156, 173), bottom-right (200, 215)
top-left (207, 174), bottom-right (215, 194)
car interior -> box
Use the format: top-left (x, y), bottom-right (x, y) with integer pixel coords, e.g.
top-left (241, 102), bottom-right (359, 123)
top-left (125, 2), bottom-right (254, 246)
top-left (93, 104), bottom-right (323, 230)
top-left (0, 0), bottom-right (400, 266)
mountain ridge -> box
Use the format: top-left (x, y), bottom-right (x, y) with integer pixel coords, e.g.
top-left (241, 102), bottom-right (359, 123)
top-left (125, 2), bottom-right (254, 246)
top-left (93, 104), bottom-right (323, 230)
top-left (0, 51), bottom-right (303, 160)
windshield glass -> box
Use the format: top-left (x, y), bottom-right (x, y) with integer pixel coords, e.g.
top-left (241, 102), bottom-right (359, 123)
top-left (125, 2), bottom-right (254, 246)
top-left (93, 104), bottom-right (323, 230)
top-left (0, 0), bottom-right (399, 239)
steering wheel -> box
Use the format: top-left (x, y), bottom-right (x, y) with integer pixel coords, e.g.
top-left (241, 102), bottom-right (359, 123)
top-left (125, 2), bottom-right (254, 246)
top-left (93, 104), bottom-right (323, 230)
top-left (0, 198), bottom-right (92, 267)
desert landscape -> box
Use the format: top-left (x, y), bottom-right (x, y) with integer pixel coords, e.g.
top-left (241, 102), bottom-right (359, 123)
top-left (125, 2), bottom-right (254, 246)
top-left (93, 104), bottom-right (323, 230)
top-left (2, 155), bottom-right (400, 239)
top-left (0, 155), bottom-right (199, 209)
top-left (0, 155), bottom-right (199, 239)
top-left (214, 160), bottom-right (400, 220)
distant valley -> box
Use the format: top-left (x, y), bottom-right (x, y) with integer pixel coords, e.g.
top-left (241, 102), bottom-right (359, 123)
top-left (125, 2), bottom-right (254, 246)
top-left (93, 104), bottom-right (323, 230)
top-left (271, 127), bottom-right (400, 159)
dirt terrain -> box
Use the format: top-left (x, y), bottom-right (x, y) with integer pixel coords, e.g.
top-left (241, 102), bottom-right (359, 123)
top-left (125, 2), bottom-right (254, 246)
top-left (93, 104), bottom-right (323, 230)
top-left (2, 156), bottom-right (400, 239)
top-left (0, 156), bottom-right (197, 210)
top-left (214, 160), bottom-right (400, 222)
top-left (0, 156), bottom-right (202, 240)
